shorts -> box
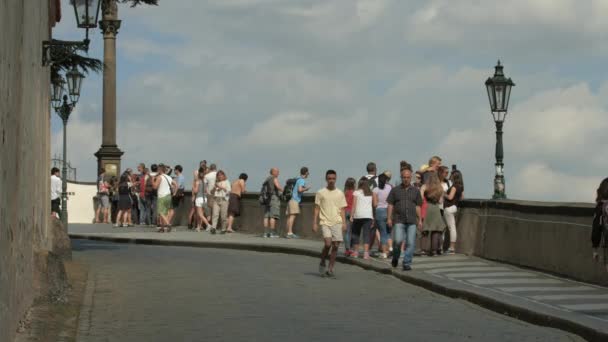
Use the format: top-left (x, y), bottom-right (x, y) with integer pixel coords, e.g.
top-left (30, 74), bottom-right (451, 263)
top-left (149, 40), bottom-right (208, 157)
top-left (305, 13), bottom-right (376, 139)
top-left (98, 194), bottom-right (110, 208)
top-left (228, 193), bottom-right (241, 217)
top-left (195, 197), bottom-right (206, 208)
top-left (157, 195), bottom-right (172, 216)
top-left (322, 224), bottom-right (343, 242)
top-left (172, 195), bottom-right (184, 208)
top-left (286, 199), bottom-right (300, 215)
top-left (264, 195), bottom-right (281, 219)
top-left (51, 198), bottom-right (61, 214)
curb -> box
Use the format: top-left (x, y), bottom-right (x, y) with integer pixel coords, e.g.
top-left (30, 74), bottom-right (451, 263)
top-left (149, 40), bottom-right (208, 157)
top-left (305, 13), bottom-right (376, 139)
top-left (69, 234), bottom-right (606, 342)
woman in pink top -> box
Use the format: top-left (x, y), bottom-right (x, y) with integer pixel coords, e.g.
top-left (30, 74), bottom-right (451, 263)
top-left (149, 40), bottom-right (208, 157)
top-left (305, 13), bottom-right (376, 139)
top-left (343, 178), bottom-right (356, 256)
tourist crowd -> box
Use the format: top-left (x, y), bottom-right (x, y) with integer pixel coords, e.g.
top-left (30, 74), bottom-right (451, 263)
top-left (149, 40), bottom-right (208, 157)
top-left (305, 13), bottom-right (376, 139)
top-left (50, 155), bottom-right (608, 275)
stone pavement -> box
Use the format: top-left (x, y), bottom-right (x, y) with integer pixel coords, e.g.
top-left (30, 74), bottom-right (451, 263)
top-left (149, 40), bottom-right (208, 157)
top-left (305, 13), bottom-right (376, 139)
top-left (73, 241), bottom-right (584, 342)
top-left (69, 223), bottom-right (608, 341)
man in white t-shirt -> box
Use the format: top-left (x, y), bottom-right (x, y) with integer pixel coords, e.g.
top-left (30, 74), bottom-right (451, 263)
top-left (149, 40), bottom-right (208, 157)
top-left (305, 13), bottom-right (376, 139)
top-left (204, 164), bottom-right (218, 223)
top-left (50, 167), bottom-right (62, 219)
top-left (313, 169), bottom-right (347, 278)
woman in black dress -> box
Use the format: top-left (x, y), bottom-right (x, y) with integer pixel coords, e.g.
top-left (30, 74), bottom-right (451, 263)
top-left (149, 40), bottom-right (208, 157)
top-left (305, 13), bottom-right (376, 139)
top-left (115, 174), bottom-right (132, 228)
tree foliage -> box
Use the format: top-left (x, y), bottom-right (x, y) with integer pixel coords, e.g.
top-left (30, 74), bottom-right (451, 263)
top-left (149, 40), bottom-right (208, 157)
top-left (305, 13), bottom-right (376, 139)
top-left (51, 54), bottom-right (103, 83)
top-left (117, 0), bottom-right (159, 7)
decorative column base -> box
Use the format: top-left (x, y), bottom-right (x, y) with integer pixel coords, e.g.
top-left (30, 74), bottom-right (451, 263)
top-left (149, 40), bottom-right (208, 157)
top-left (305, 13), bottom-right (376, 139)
top-left (95, 145), bottom-right (124, 178)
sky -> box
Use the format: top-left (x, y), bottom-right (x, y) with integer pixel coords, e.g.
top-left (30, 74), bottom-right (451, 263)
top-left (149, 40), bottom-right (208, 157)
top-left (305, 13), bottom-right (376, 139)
top-left (51, 0), bottom-right (608, 202)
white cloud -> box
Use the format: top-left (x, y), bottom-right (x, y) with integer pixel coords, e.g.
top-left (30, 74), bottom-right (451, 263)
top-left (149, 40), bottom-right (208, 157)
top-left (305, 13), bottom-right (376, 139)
top-left (240, 110), bottom-right (366, 146)
top-left (51, 0), bottom-right (608, 201)
top-left (511, 162), bottom-right (601, 202)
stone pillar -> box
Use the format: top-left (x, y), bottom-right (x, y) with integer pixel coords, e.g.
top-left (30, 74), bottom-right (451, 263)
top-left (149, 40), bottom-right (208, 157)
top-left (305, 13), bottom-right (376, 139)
top-left (94, 0), bottom-right (123, 178)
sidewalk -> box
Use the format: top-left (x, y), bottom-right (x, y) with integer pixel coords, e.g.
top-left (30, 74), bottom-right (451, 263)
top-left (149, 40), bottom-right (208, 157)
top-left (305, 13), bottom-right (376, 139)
top-left (69, 223), bottom-right (608, 342)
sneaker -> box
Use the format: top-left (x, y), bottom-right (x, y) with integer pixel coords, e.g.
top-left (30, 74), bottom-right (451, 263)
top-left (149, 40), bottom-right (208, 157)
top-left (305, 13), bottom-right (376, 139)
top-left (269, 232), bottom-right (279, 238)
top-left (363, 252), bottom-right (370, 260)
top-left (319, 263), bottom-right (326, 276)
top-left (286, 233), bottom-right (299, 239)
top-left (113, 224), bottom-right (120, 228)
top-left (210, 227), bottom-right (217, 235)
top-left (402, 265), bottom-right (412, 271)
top-left (351, 251), bottom-right (359, 258)
top-left (391, 257), bottom-right (398, 268)
top-left (344, 250), bottom-right (352, 257)
top-left (446, 248), bottom-right (455, 255)
top-left (379, 253), bottom-right (388, 259)
top-left (265, 232), bottom-right (271, 238)
top-left (325, 271), bottom-right (336, 279)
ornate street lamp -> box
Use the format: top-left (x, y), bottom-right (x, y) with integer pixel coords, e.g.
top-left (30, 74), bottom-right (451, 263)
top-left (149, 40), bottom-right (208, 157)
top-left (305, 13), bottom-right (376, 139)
top-left (51, 66), bottom-right (85, 228)
top-left (42, 0), bottom-right (102, 66)
top-left (73, 0), bottom-right (103, 29)
top-left (485, 60), bottom-right (515, 199)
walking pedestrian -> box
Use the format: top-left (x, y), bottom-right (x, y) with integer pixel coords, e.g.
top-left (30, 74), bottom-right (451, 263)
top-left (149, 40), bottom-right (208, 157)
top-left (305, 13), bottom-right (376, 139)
top-left (592, 177), bottom-right (608, 272)
top-left (211, 170), bottom-right (231, 234)
top-left (350, 178), bottom-right (378, 259)
top-left (188, 169), bottom-right (200, 229)
top-left (193, 168), bottom-right (211, 232)
top-left (364, 162), bottom-right (378, 190)
top-left (115, 174), bottom-right (132, 227)
top-left (147, 164), bottom-right (159, 226)
top-left (204, 164), bottom-right (218, 223)
top-left (262, 168), bottom-right (283, 238)
top-left (343, 177), bottom-right (356, 256)
top-left (50, 167), bottom-right (62, 219)
top-left (373, 173), bottom-right (392, 259)
top-left (152, 164), bottom-right (174, 232)
top-left (443, 170), bottom-right (464, 254)
top-left (226, 173), bottom-right (248, 233)
top-left (286, 167), bottom-right (310, 239)
top-left (168, 165), bottom-right (185, 225)
top-left (388, 169), bottom-right (423, 271)
top-left (95, 168), bottom-right (110, 224)
top-left (313, 170), bottom-right (347, 278)
top-left (136, 164), bottom-right (149, 225)
top-left (422, 172), bottom-right (446, 256)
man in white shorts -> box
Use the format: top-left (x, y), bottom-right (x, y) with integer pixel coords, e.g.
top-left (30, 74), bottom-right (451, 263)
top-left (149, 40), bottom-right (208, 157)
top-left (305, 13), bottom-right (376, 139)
top-left (313, 169), bottom-right (347, 278)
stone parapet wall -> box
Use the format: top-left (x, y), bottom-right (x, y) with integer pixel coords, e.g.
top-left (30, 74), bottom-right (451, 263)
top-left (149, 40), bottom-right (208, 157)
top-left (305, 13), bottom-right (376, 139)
top-left (172, 193), bottom-right (606, 285)
top-left (457, 199), bottom-right (607, 286)
top-left (0, 1), bottom-right (53, 341)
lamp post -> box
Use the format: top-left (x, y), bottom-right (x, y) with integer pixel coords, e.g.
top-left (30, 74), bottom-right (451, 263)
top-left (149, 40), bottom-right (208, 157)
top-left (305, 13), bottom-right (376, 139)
top-left (42, 0), bottom-right (101, 66)
top-left (485, 60), bottom-right (515, 200)
top-left (51, 66), bottom-right (85, 228)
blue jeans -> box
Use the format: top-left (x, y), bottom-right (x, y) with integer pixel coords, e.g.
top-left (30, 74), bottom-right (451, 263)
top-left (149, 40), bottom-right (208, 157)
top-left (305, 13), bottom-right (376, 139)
top-left (138, 196), bottom-right (150, 225)
top-left (344, 213), bottom-right (352, 250)
top-left (375, 208), bottom-right (389, 246)
top-left (392, 223), bottom-right (417, 266)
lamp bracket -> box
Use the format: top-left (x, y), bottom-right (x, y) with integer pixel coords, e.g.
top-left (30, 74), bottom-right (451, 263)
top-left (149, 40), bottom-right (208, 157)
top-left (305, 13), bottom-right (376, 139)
top-left (42, 38), bottom-right (90, 67)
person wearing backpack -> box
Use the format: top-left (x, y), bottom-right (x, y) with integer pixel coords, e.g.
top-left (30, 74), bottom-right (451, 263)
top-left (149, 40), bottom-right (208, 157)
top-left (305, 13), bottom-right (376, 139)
top-left (261, 168), bottom-right (283, 238)
top-left (146, 164), bottom-right (159, 226)
top-left (285, 167), bottom-right (310, 239)
top-left (364, 162), bottom-right (378, 190)
top-left (592, 177), bottom-right (608, 272)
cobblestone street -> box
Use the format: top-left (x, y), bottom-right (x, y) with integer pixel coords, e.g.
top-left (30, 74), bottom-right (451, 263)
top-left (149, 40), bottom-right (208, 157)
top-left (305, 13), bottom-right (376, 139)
top-left (73, 240), bottom-right (583, 342)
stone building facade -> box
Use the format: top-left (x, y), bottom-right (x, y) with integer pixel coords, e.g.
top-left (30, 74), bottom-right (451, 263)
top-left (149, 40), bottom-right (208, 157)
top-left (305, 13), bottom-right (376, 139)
top-left (0, 1), bottom-right (60, 341)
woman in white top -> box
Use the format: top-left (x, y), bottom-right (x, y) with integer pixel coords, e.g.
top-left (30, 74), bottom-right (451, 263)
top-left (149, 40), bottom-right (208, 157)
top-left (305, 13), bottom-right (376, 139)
top-left (349, 177), bottom-right (378, 259)
top-left (373, 174), bottom-right (393, 259)
top-left (211, 170), bottom-right (231, 234)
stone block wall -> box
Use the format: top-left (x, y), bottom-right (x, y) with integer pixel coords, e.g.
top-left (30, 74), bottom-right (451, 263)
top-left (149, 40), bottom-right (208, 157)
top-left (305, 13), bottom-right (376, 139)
top-left (0, 1), bottom-right (53, 341)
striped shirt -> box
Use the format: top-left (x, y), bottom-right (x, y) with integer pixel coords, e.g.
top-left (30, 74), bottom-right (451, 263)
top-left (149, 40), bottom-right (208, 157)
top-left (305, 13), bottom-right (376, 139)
top-left (387, 184), bottom-right (422, 224)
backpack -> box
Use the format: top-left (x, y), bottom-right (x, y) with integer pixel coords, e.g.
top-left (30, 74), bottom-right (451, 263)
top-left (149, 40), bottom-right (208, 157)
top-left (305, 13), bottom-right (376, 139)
top-left (259, 179), bottom-right (273, 206)
top-left (144, 176), bottom-right (155, 196)
top-left (282, 178), bottom-right (298, 202)
top-left (368, 175), bottom-right (378, 191)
